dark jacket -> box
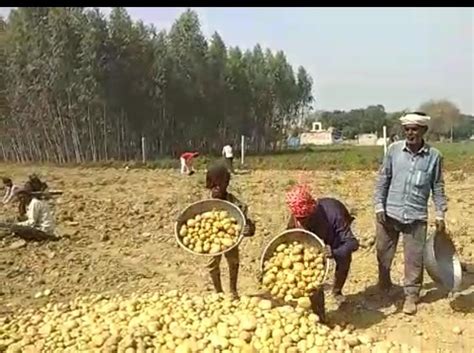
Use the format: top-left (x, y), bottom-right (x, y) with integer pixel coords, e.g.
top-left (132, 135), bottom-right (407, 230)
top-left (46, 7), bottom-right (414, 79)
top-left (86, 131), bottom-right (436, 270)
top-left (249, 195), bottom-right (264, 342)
top-left (287, 197), bottom-right (359, 259)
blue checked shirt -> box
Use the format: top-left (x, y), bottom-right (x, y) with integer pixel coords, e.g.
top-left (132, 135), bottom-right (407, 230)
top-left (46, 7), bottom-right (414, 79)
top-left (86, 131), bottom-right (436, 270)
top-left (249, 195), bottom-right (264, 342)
top-left (374, 141), bottom-right (447, 224)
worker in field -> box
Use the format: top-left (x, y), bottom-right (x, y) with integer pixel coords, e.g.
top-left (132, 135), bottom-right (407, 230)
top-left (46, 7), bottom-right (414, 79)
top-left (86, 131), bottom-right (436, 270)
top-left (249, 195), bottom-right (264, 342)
top-left (285, 184), bottom-right (359, 322)
top-left (180, 151), bottom-right (200, 175)
top-left (18, 174), bottom-right (49, 219)
top-left (2, 177), bottom-right (21, 205)
top-left (205, 163), bottom-right (255, 299)
top-left (26, 174), bottom-right (48, 193)
top-left (374, 112), bottom-right (448, 315)
top-left (222, 143), bottom-right (234, 173)
top-left (5, 188), bottom-right (57, 241)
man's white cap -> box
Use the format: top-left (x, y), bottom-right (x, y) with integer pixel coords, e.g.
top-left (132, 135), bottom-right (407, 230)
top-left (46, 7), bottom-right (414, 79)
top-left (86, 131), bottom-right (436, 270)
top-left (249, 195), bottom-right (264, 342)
top-left (400, 112), bottom-right (431, 126)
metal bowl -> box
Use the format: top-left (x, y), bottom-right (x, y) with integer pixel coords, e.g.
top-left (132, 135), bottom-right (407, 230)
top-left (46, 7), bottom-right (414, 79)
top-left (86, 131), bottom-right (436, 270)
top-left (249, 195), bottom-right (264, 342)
top-left (174, 199), bottom-right (246, 257)
top-left (260, 228), bottom-right (330, 286)
top-left (424, 229), bottom-right (463, 292)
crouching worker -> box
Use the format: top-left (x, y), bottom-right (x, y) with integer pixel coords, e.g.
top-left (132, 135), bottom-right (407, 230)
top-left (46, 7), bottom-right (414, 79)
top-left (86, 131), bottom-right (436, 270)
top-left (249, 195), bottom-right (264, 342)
top-left (286, 184), bottom-right (359, 322)
top-left (10, 188), bottom-right (57, 241)
top-left (18, 174), bottom-right (49, 220)
top-left (2, 177), bottom-right (21, 205)
top-left (205, 163), bottom-right (256, 299)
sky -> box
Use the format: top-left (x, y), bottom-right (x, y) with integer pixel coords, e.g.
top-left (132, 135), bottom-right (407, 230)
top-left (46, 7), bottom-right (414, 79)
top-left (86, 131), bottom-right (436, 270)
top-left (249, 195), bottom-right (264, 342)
top-left (1, 7), bottom-right (473, 114)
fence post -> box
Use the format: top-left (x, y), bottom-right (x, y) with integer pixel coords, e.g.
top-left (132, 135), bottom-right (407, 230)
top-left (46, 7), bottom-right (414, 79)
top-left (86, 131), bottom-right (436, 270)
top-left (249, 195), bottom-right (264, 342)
top-left (241, 135), bottom-right (245, 165)
top-left (141, 136), bottom-right (146, 163)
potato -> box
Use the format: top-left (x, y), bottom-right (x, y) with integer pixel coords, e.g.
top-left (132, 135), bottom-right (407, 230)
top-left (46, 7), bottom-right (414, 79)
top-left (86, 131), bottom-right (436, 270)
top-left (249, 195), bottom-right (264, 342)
top-left (262, 241), bottom-right (327, 301)
top-left (179, 227), bottom-right (188, 237)
top-left (179, 210), bottom-right (241, 254)
top-left (2, 263), bottom-right (406, 352)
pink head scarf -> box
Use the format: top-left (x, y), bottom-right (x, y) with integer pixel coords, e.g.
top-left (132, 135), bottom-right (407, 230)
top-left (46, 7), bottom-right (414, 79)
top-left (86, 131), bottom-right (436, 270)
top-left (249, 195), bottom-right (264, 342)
top-left (286, 184), bottom-right (316, 219)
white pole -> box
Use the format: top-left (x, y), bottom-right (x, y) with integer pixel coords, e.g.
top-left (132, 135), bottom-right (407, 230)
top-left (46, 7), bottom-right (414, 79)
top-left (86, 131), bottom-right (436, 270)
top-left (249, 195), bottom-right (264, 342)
top-left (241, 135), bottom-right (245, 165)
top-left (382, 126), bottom-right (387, 155)
top-left (141, 136), bottom-right (146, 163)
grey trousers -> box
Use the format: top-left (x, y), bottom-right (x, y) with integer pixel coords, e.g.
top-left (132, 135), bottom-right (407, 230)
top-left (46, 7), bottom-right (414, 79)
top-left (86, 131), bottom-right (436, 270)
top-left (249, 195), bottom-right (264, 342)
top-left (376, 216), bottom-right (427, 298)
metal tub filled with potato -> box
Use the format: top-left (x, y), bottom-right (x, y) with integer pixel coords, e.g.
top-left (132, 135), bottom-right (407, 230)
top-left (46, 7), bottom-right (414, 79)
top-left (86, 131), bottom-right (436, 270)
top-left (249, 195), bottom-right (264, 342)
top-left (260, 229), bottom-right (330, 302)
top-left (175, 199), bottom-right (246, 256)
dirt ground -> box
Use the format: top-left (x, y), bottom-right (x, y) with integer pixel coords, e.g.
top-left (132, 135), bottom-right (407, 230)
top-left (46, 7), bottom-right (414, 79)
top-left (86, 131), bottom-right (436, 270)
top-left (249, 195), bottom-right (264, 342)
top-left (0, 165), bottom-right (473, 352)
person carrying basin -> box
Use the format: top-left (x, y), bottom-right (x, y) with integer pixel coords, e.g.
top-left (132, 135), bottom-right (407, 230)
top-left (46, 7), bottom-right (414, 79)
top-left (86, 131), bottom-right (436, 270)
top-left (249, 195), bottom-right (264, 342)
top-left (284, 183), bottom-right (359, 322)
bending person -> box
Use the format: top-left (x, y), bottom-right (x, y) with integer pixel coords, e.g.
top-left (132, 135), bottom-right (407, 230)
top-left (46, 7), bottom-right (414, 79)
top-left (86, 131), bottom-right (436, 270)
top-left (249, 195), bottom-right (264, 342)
top-left (285, 184), bottom-right (359, 322)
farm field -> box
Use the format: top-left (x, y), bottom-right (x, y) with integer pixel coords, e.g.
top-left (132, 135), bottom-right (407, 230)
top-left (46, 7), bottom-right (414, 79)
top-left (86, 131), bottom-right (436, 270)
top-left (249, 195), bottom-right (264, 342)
top-left (53, 142), bottom-right (474, 173)
top-left (0, 163), bottom-right (473, 352)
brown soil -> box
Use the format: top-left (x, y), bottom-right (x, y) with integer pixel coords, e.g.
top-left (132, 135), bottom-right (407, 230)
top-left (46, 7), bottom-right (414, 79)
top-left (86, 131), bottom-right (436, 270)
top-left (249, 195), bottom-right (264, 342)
top-left (0, 166), bottom-right (472, 352)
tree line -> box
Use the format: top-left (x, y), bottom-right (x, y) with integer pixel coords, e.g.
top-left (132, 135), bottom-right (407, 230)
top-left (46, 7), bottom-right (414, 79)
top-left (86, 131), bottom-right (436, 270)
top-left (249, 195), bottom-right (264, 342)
top-left (0, 8), bottom-right (471, 165)
top-left (309, 100), bottom-right (473, 141)
top-left (0, 7), bottom-right (313, 163)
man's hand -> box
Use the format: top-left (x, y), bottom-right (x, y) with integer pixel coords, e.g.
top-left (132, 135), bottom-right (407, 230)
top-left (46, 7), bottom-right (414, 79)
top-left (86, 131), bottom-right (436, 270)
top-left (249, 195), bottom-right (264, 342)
top-left (324, 245), bottom-right (333, 259)
top-left (435, 219), bottom-right (446, 233)
top-left (243, 224), bottom-right (251, 236)
top-left (376, 211), bottom-right (386, 225)
top-left (243, 220), bottom-right (256, 237)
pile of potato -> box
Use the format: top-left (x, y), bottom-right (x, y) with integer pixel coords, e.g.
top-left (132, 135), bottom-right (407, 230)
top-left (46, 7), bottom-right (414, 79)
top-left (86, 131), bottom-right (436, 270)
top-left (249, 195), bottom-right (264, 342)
top-left (178, 210), bottom-right (241, 254)
top-left (262, 241), bottom-right (326, 301)
top-left (0, 290), bottom-right (413, 353)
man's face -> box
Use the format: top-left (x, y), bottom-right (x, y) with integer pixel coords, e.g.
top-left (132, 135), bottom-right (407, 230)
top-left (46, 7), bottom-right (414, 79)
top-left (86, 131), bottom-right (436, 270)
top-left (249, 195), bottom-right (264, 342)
top-left (18, 193), bottom-right (31, 204)
top-left (404, 124), bottom-right (426, 145)
top-left (295, 216), bottom-right (310, 228)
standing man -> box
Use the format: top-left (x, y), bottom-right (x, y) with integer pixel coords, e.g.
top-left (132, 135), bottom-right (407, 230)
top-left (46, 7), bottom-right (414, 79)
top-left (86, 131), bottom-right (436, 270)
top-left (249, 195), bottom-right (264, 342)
top-left (222, 143), bottom-right (234, 173)
top-left (205, 163), bottom-right (255, 299)
top-left (374, 112), bottom-right (448, 315)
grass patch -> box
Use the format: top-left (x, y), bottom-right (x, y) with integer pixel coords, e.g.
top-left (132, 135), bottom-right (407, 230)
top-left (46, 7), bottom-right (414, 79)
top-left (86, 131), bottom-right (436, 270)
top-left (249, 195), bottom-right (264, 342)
top-left (1, 142), bottom-right (473, 172)
top-left (240, 142), bottom-right (474, 171)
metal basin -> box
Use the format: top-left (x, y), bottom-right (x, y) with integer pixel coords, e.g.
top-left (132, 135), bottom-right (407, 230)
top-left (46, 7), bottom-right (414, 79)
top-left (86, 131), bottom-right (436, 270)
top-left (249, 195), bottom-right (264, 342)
top-left (424, 229), bottom-right (463, 292)
top-left (260, 228), bottom-right (330, 286)
top-left (175, 199), bottom-right (246, 257)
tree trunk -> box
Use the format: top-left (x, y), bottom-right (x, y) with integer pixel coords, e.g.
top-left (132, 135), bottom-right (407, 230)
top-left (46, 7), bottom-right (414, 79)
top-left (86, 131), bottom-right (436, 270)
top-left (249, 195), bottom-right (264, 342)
top-left (103, 103), bottom-right (108, 161)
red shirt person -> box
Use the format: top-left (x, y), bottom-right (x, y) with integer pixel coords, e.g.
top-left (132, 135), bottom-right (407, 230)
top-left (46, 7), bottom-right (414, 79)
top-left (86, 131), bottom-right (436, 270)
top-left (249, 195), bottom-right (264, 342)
top-left (180, 152), bottom-right (199, 175)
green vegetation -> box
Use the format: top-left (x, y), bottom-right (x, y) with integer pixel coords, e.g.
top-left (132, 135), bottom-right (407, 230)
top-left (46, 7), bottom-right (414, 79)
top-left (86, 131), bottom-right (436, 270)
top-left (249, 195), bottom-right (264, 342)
top-left (6, 142), bottom-right (470, 172)
top-left (243, 143), bottom-right (474, 171)
top-left (0, 8), bottom-right (312, 163)
top-left (0, 8), bottom-right (471, 166)
top-left (311, 103), bottom-right (473, 141)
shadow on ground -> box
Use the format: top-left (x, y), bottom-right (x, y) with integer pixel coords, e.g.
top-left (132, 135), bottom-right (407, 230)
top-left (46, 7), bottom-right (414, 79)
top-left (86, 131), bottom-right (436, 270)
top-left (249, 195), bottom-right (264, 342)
top-left (449, 265), bottom-right (474, 314)
top-left (450, 291), bottom-right (474, 314)
top-left (248, 287), bottom-right (388, 330)
top-left (324, 283), bottom-right (405, 330)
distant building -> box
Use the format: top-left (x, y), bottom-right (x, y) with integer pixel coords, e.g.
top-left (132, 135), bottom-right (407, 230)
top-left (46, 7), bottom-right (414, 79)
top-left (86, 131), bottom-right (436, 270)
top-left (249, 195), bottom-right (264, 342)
top-left (300, 122), bottom-right (334, 145)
